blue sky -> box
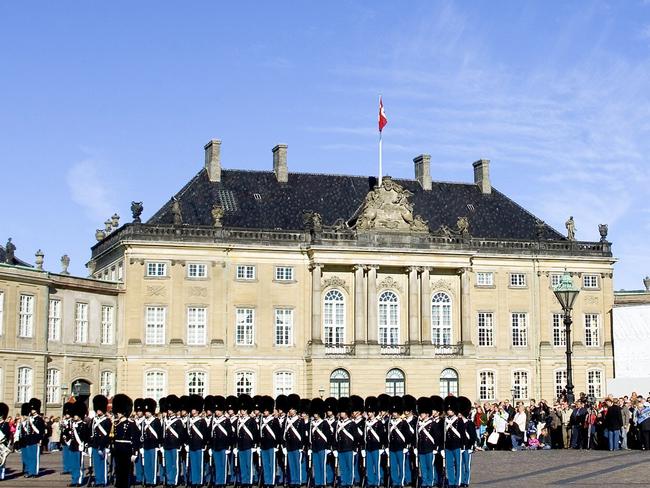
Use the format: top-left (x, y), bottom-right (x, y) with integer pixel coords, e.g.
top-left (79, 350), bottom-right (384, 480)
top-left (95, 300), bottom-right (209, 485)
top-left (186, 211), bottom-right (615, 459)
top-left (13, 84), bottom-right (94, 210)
top-left (1, 1), bottom-right (649, 289)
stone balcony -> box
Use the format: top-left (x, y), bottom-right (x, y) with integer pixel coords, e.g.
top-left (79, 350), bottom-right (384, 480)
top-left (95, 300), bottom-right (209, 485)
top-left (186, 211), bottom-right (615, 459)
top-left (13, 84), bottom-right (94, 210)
top-left (307, 341), bottom-right (464, 359)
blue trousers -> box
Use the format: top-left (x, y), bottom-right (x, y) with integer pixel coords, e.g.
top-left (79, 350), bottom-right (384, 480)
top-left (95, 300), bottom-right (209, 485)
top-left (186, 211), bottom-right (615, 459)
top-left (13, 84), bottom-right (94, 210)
top-left (403, 452), bottom-right (412, 485)
top-left (21, 443), bottom-right (40, 476)
top-left (261, 448), bottom-right (277, 486)
top-left (338, 451), bottom-right (354, 487)
top-left (389, 450), bottom-right (405, 487)
top-left (444, 448), bottom-right (461, 487)
top-left (418, 452), bottom-right (434, 487)
top-left (459, 450), bottom-right (471, 486)
top-left (366, 450), bottom-right (382, 487)
top-left (69, 450), bottom-right (83, 485)
top-left (91, 448), bottom-right (108, 485)
top-left (134, 450), bottom-right (144, 483)
top-left (312, 450), bottom-right (327, 487)
top-left (238, 448), bottom-right (254, 485)
top-left (228, 451), bottom-right (237, 484)
top-left (433, 452), bottom-right (444, 486)
top-left (326, 452), bottom-right (335, 485)
top-left (188, 449), bottom-right (204, 485)
top-left (164, 448), bottom-right (180, 486)
top-left (354, 450), bottom-right (361, 485)
top-left (204, 452), bottom-right (213, 486)
top-left (607, 429), bottom-right (621, 451)
top-left (212, 449), bottom-right (228, 486)
top-left (143, 448), bottom-right (158, 484)
top-left (62, 444), bottom-right (71, 473)
top-left (286, 449), bottom-right (303, 486)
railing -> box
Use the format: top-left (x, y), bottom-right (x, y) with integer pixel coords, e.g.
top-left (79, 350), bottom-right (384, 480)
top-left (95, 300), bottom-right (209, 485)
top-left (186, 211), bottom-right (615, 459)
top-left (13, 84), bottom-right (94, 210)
top-left (324, 343), bottom-right (356, 356)
top-left (424, 342), bottom-right (464, 356)
top-left (379, 343), bottom-right (411, 356)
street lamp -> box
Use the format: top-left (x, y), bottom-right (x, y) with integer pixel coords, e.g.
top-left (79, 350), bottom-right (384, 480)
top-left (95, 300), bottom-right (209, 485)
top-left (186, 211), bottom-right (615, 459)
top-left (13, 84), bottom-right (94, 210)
top-left (510, 387), bottom-right (517, 402)
top-left (318, 387), bottom-right (325, 399)
top-left (553, 271), bottom-right (580, 404)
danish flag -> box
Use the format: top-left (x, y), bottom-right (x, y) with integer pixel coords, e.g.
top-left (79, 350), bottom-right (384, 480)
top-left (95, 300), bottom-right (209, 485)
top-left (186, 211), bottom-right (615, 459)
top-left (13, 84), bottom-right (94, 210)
top-left (378, 96), bottom-right (388, 132)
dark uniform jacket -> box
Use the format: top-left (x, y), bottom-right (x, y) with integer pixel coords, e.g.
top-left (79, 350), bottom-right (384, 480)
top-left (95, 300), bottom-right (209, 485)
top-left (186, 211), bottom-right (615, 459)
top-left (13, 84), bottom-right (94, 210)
top-left (336, 418), bottom-right (360, 453)
top-left (27, 415), bottom-right (46, 446)
top-left (210, 415), bottom-right (233, 451)
top-left (187, 415), bottom-right (209, 451)
top-left (310, 419), bottom-right (333, 452)
top-left (260, 415), bottom-right (281, 451)
top-left (89, 415), bottom-right (112, 450)
top-left (365, 418), bottom-right (387, 451)
top-left (404, 416), bottom-right (417, 447)
top-left (70, 419), bottom-right (90, 452)
top-left (142, 416), bottom-right (163, 450)
top-left (236, 415), bottom-right (259, 451)
top-left (283, 415), bottom-right (307, 452)
top-left (416, 418), bottom-right (442, 454)
top-left (163, 415), bottom-right (186, 450)
top-left (388, 418), bottom-right (409, 452)
top-left (443, 416), bottom-right (466, 450)
top-left (462, 418), bottom-right (478, 451)
top-left (112, 417), bottom-right (141, 455)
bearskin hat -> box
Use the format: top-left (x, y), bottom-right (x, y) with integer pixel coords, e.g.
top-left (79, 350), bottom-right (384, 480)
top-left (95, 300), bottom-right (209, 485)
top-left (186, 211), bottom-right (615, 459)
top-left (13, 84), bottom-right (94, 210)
top-left (225, 395), bottom-right (238, 412)
top-left (444, 395), bottom-right (459, 414)
top-left (144, 398), bottom-right (157, 414)
top-left (93, 394), bottom-right (109, 413)
top-left (63, 402), bottom-right (74, 417)
top-left (458, 396), bottom-right (472, 418)
top-left (252, 395), bottom-right (263, 412)
top-left (214, 395), bottom-right (226, 412)
top-left (0, 403), bottom-right (8, 420)
top-left (73, 400), bottom-right (88, 418)
top-left (179, 395), bottom-right (190, 412)
top-left (261, 395), bottom-right (274, 414)
top-left (239, 394), bottom-right (252, 412)
top-left (365, 396), bottom-right (378, 414)
top-left (417, 396), bottom-right (431, 415)
top-left (21, 403), bottom-right (30, 416)
top-left (204, 395), bottom-right (216, 413)
top-left (378, 394), bottom-right (392, 413)
top-left (350, 395), bottom-right (364, 413)
top-left (338, 396), bottom-right (351, 415)
top-left (189, 394), bottom-right (204, 413)
top-left (390, 396), bottom-right (404, 414)
top-left (112, 394), bottom-right (133, 417)
top-left (29, 397), bottom-right (42, 414)
top-left (287, 393), bottom-right (301, 412)
top-left (430, 395), bottom-right (444, 414)
top-left (403, 394), bottom-right (416, 413)
top-left (134, 398), bottom-right (145, 413)
top-left (324, 397), bottom-right (338, 415)
top-left (275, 394), bottom-right (288, 412)
top-left (310, 397), bottom-right (325, 417)
top-left (166, 394), bottom-right (180, 412)
top-left (158, 396), bottom-right (168, 413)
top-left (299, 398), bottom-right (311, 414)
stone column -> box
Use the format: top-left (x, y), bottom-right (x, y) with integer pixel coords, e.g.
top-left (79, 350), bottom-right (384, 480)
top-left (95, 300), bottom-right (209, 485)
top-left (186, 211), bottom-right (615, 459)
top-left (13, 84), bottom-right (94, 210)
top-left (460, 267), bottom-right (472, 345)
top-left (407, 266), bottom-right (419, 344)
top-left (310, 263), bottom-right (323, 343)
top-left (354, 265), bottom-right (366, 343)
top-left (420, 267), bottom-right (431, 343)
top-left (366, 265), bottom-right (379, 344)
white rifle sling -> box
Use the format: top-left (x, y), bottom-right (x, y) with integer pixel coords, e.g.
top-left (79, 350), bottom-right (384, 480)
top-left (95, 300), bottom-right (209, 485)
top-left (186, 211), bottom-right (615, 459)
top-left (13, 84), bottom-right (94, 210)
top-left (93, 417), bottom-right (109, 437)
top-left (312, 420), bottom-right (328, 442)
top-left (239, 419), bottom-right (255, 441)
top-left (262, 418), bottom-right (276, 440)
top-left (190, 418), bottom-right (204, 440)
top-left (418, 420), bottom-right (435, 445)
top-left (338, 420), bottom-right (354, 442)
top-left (166, 419), bottom-right (180, 439)
top-left (214, 417), bottom-right (229, 437)
top-left (286, 417), bottom-right (302, 442)
top-left (390, 421), bottom-right (406, 443)
top-left (366, 421), bottom-right (381, 443)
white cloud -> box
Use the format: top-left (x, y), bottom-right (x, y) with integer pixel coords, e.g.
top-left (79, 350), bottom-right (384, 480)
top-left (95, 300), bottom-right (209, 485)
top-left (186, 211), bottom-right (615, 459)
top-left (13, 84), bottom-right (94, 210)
top-left (66, 158), bottom-right (114, 222)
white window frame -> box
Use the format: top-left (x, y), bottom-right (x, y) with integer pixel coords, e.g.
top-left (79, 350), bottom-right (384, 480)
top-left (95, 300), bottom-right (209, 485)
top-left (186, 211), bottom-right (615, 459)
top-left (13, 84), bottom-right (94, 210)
top-left (273, 370), bottom-right (294, 396)
top-left (145, 306), bottom-right (166, 345)
top-left (323, 289), bottom-right (346, 346)
top-left (385, 368), bottom-right (405, 396)
top-left (583, 274), bottom-right (599, 289)
top-left (146, 262), bottom-right (167, 277)
top-left (17, 366), bottom-right (33, 403)
top-left (48, 298), bottom-right (61, 341)
top-left (476, 272), bottom-right (494, 287)
top-left (187, 370), bottom-right (207, 396)
top-left (235, 370), bottom-right (255, 396)
top-left (554, 369), bottom-right (567, 400)
top-left (100, 370), bottom-right (115, 397)
top-left (101, 305), bottom-right (114, 345)
top-left (275, 266), bottom-right (294, 282)
top-left (274, 308), bottom-right (294, 346)
top-left (586, 369), bottom-right (604, 399)
top-left (550, 273), bottom-right (563, 288)
top-left (431, 292), bottom-right (452, 345)
top-left (187, 263), bottom-right (207, 279)
top-left (46, 368), bottom-right (61, 404)
top-left (236, 265), bottom-right (256, 281)
top-left (552, 313), bottom-right (566, 347)
top-left (18, 294), bottom-right (34, 338)
top-left (440, 368), bottom-right (459, 397)
top-left (478, 370), bottom-right (496, 401)
top-left (512, 369), bottom-right (529, 401)
top-left (144, 370), bottom-right (166, 401)
top-left (235, 308), bottom-right (255, 346)
top-left (74, 302), bottom-right (89, 343)
top-left (511, 312), bottom-right (528, 347)
top-left (477, 312), bottom-right (494, 347)
top-left (584, 313), bottom-right (600, 347)
top-left (187, 306), bottom-right (207, 346)
top-left (329, 368), bottom-right (350, 399)
top-left (509, 273), bottom-right (527, 288)
top-left (378, 290), bottom-right (400, 346)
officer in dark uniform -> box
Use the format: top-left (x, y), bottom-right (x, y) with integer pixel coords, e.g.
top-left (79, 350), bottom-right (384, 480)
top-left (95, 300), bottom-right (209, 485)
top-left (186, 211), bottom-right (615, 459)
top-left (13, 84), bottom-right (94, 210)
top-left (283, 394), bottom-right (306, 488)
top-left (428, 396), bottom-right (445, 488)
top-left (457, 397), bottom-right (476, 488)
top-left (133, 399), bottom-right (145, 486)
top-left (350, 396), bottom-right (365, 487)
top-left (402, 395), bottom-right (417, 487)
top-left (260, 396), bottom-right (281, 488)
top-left (323, 397), bottom-right (338, 487)
top-left (210, 395), bottom-right (233, 488)
top-left (60, 403), bottom-right (74, 476)
top-left (415, 397), bottom-right (440, 488)
top-left (161, 394), bottom-right (185, 487)
top-left (142, 398), bottom-right (163, 487)
top-left (388, 397), bottom-right (409, 488)
top-left (24, 398), bottom-right (46, 478)
top-left (310, 398), bottom-right (332, 488)
top-left (377, 394), bottom-right (392, 488)
top-left (236, 395), bottom-right (260, 488)
top-left (111, 394), bottom-right (141, 488)
top-left (274, 394), bottom-right (288, 486)
top-left (69, 401), bottom-right (89, 487)
top-left (203, 395), bottom-right (215, 488)
top-left (363, 397), bottom-right (386, 488)
top-left (89, 395), bottom-right (112, 487)
top-left (187, 395), bottom-right (208, 487)
top-left (335, 397), bottom-right (359, 488)
top-left (442, 397), bottom-right (465, 488)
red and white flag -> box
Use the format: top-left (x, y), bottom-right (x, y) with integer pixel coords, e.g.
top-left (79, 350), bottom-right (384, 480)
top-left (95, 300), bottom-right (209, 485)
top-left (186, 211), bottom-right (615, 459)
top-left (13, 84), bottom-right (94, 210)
top-left (378, 96), bottom-right (388, 132)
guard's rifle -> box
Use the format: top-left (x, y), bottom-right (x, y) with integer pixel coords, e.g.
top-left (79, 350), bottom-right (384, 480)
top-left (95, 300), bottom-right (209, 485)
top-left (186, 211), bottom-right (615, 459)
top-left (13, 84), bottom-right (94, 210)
top-left (85, 445), bottom-right (94, 486)
top-left (305, 447), bottom-right (313, 488)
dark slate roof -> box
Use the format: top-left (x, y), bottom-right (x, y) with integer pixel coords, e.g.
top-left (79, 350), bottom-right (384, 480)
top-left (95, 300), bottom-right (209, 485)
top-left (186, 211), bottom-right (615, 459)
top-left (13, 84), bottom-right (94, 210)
top-left (147, 169), bottom-right (564, 241)
top-left (0, 244), bottom-right (33, 267)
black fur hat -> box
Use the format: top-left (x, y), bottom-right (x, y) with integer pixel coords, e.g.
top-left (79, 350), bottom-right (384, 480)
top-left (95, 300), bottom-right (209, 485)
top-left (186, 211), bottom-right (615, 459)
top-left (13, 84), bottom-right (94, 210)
top-left (189, 394), bottom-right (204, 412)
top-left (214, 395), bottom-right (226, 412)
top-left (299, 398), bottom-right (311, 414)
top-left (338, 396), bottom-right (351, 414)
top-left (158, 396), bottom-right (168, 413)
top-left (93, 395), bottom-right (109, 413)
top-left (63, 402), bottom-right (74, 416)
top-left (275, 394), bottom-right (289, 412)
top-left (430, 395), bottom-right (444, 414)
top-left (324, 397), bottom-right (338, 415)
top-left (204, 395), bottom-right (216, 413)
top-left (458, 396), bottom-right (472, 418)
top-left (112, 394), bottom-right (133, 416)
top-left (73, 400), bottom-right (88, 418)
top-left (238, 394), bottom-right (252, 413)
top-left (0, 402), bottom-right (8, 420)
top-left (350, 395), bottom-right (364, 413)
top-left (134, 398), bottom-right (145, 413)
top-left (179, 395), bottom-right (190, 412)
top-left (310, 397), bottom-right (325, 417)
top-left (365, 396), bottom-right (378, 414)
top-left (225, 395), bottom-right (238, 412)
top-left (252, 395), bottom-right (263, 412)
top-left (378, 394), bottom-right (392, 412)
top-left (390, 396), bottom-right (404, 414)
top-left (444, 395), bottom-right (459, 414)
top-left (166, 394), bottom-right (180, 412)
top-left (144, 398), bottom-right (157, 414)
top-left (262, 395), bottom-right (274, 414)
top-left (21, 403), bottom-right (30, 416)
top-left (29, 397), bottom-right (41, 414)
top-left (417, 396), bottom-right (431, 415)
top-left (287, 393), bottom-right (301, 412)
top-left (403, 394), bottom-right (416, 413)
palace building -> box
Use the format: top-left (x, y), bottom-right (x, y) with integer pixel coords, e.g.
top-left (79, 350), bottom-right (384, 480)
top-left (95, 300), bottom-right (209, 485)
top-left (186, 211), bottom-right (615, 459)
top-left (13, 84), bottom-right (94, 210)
top-left (0, 139), bottom-right (616, 413)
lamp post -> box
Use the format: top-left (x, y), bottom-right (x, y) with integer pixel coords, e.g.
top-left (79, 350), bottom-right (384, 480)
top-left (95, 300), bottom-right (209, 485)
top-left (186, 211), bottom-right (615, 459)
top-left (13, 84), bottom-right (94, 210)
top-left (510, 387), bottom-right (517, 403)
top-left (318, 387), bottom-right (325, 399)
top-left (553, 271), bottom-right (580, 404)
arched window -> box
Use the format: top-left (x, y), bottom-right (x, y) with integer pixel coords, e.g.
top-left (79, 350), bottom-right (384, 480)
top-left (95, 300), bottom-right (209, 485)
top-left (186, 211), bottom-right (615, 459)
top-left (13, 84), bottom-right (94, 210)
top-left (144, 370), bottom-right (166, 402)
top-left (439, 368), bottom-right (459, 397)
top-left (17, 366), bottom-right (32, 403)
top-left (586, 369), bottom-right (604, 399)
top-left (431, 292), bottom-right (452, 345)
top-left (100, 371), bottom-right (115, 398)
top-left (330, 368), bottom-right (350, 398)
top-left (478, 370), bottom-right (496, 401)
top-left (187, 370), bottom-right (207, 396)
top-left (274, 371), bottom-right (294, 396)
top-left (46, 368), bottom-right (61, 404)
top-left (512, 370), bottom-right (529, 401)
top-left (378, 291), bottom-right (400, 345)
top-left (323, 290), bottom-right (345, 345)
top-left (235, 370), bottom-right (255, 396)
top-left (385, 368), bottom-right (405, 396)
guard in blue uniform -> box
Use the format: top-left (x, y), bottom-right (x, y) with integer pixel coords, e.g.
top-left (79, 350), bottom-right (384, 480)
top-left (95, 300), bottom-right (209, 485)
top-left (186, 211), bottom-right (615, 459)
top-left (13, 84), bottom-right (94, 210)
top-left (350, 396), bottom-right (365, 487)
top-left (225, 395), bottom-right (239, 486)
top-left (69, 401), bottom-right (89, 487)
top-left (428, 396), bottom-right (445, 488)
top-left (90, 395), bottom-right (112, 487)
top-left (187, 395), bottom-right (208, 487)
top-left (388, 397), bottom-right (409, 488)
top-left (363, 397), bottom-right (386, 488)
top-left (443, 397), bottom-right (466, 488)
top-left (161, 395), bottom-right (185, 487)
top-left (142, 398), bottom-right (163, 486)
top-left (236, 395), bottom-right (260, 488)
top-left (335, 397), bottom-right (359, 488)
top-left (133, 398), bottom-right (145, 486)
top-left (23, 398), bottom-right (45, 478)
top-left (416, 397), bottom-right (442, 488)
top-left (260, 396), bottom-right (281, 488)
top-left (309, 398), bottom-right (331, 488)
top-left (274, 395), bottom-right (288, 486)
top-left (457, 397), bottom-right (476, 488)
top-left (0, 403), bottom-right (11, 481)
top-left (283, 394), bottom-right (307, 488)
top-left (203, 395), bottom-right (215, 487)
top-left (323, 397), bottom-right (338, 487)
top-left (402, 395), bottom-right (417, 487)
top-left (210, 395), bottom-right (233, 488)
top-left (377, 394), bottom-right (393, 488)
top-left (299, 398), bottom-right (312, 485)
top-left (111, 394), bottom-right (141, 488)
top-left (60, 403), bottom-right (73, 476)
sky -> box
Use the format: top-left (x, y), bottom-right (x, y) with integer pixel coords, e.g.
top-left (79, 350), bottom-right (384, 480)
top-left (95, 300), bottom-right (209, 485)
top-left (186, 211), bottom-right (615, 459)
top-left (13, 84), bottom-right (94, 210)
top-left (1, 1), bottom-right (649, 290)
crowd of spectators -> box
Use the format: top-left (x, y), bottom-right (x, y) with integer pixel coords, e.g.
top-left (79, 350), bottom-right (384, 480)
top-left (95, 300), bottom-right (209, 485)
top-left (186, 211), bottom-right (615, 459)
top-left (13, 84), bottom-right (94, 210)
top-left (471, 391), bottom-right (650, 451)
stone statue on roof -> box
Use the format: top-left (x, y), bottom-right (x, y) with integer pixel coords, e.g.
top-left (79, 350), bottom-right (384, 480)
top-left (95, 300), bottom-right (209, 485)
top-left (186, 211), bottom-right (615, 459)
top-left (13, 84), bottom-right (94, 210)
top-left (131, 201), bottom-right (144, 223)
top-left (211, 204), bottom-right (224, 228)
top-left (171, 197), bottom-right (183, 226)
top-left (5, 237), bottom-right (16, 264)
top-left (566, 216), bottom-right (576, 241)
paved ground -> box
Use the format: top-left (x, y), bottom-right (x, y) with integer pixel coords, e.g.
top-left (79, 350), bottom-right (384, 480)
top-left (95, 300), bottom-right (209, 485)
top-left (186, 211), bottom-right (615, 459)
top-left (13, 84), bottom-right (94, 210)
top-left (1, 449), bottom-right (649, 487)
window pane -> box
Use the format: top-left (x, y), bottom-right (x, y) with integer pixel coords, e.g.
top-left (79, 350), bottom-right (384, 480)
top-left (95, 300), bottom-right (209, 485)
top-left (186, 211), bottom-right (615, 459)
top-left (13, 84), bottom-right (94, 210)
top-left (48, 299), bottom-right (61, 341)
top-left (145, 371), bottom-right (166, 401)
top-left (187, 307), bottom-right (207, 345)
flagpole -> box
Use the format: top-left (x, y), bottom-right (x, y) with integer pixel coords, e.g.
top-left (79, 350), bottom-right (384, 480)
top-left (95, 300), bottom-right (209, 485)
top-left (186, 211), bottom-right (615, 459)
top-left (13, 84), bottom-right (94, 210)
top-left (379, 128), bottom-right (383, 187)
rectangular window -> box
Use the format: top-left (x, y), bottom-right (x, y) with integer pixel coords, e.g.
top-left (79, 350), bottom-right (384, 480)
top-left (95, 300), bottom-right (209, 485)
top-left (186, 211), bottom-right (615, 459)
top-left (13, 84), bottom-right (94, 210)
top-left (235, 308), bottom-right (254, 345)
top-left (48, 299), bottom-right (61, 341)
top-left (0, 291), bottom-right (4, 335)
top-left (187, 263), bottom-right (207, 278)
top-left (510, 273), bottom-right (526, 287)
top-left (74, 302), bottom-right (89, 343)
top-left (101, 305), bottom-right (114, 344)
top-left (110, 267), bottom-right (116, 281)
top-left (275, 266), bottom-right (294, 281)
top-left (274, 371), bottom-right (294, 396)
top-left (552, 313), bottom-right (566, 347)
top-left (145, 306), bottom-right (166, 345)
top-left (274, 309), bottom-right (293, 346)
top-left (512, 370), bottom-right (529, 400)
top-left (118, 262), bottom-right (124, 281)
top-left (477, 312), bottom-right (494, 347)
top-left (585, 314), bottom-right (600, 347)
top-left (583, 274), bottom-right (599, 289)
top-left (587, 370), bottom-right (603, 398)
top-left (187, 307), bottom-right (207, 345)
top-left (236, 265), bottom-right (256, 280)
top-left (145, 371), bottom-right (166, 401)
top-left (479, 371), bottom-right (496, 401)
top-left (235, 371), bottom-right (255, 396)
top-left (17, 366), bottom-right (32, 403)
top-left (550, 273), bottom-right (562, 288)
top-left (18, 294), bottom-right (34, 337)
top-left (555, 369), bottom-right (567, 400)
top-left (46, 368), bottom-right (61, 404)
top-left (146, 262), bottom-right (167, 277)
top-left (511, 313), bottom-right (528, 347)
top-left (187, 371), bottom-right (206, 396)
top-left (100, 371), bottom-right (115, 397)
top-left (476, 272), bottom-right (494, 287)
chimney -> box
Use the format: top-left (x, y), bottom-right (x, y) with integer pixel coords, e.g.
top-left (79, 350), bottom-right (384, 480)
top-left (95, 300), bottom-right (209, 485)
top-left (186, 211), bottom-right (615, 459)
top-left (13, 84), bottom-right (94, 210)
top-left (204, 139), bottom-right (222, 182)
top-left (413, 154), bottom-right (432, 190)
top-left (272, 144), bottom-right (288, 183)
top-left (473, 159), bottom-right (491, 194)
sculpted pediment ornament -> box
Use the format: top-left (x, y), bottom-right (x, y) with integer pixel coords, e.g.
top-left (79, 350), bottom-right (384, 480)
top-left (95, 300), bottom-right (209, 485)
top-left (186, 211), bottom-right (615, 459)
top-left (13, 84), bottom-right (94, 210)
top-left (378, 276), bottom-right (403, 293)
top-left (430, 278), bottom-right (454, 293)
top-left (351, 177), bottom-right (429, 232)
top-left (322, 276), bottom-right (349, 292)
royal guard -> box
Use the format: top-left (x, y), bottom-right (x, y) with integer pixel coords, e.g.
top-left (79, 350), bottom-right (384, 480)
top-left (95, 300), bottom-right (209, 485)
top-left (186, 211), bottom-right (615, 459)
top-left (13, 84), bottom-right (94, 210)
top-left (457, 397), bottom-right (476, 488)
top-left (161, 394), bottom-right (184, 487)
top-left (178, 395), bottom-right (191, 485)
top-left (363, 396), bottom-right (386, 488)
top-left (442, 397), bottom-right (465, 488)
top-left (283, 394), bottom-right (305, 488)
top-left (24, 398), bottom-right (45, 478)
top-left (415, 397), bottom-right (440, 488)
top-left (133, 398), bottom-right (146, 486)
top-left (323, 397), bottom-right (338, 487)
top-left (0, 403), bottom-right (10, 481)
top-left (335, 397), bottom-right (360, 488)
top-left (60, 403), bottom-right (74, 476)
top-left (274, 394), bottom-right (288, 486)
top-left (225, 395), bottom-right (239, 485)
top-left (429, 396), bottom-right (445, 488)
top-left (309, 398), bottom-right (332, 488)
top-left (187, 394), bottom-right (208, 487)
top-left (388, 396), bottom-right (409, 488)
top-left (142, 398), bottom-right (163, 487)
top-left (203, 395), bottom-right (215, 487)
top-left (69, 400), bottom-right (89, 487)
top-left (90, 395), bottom-right (112, 487)
top-left (402, 395), bottom-right (417, 487)
top-left (236, 394), bottom-right (260, 488)
top-left (210, 395), bottom-right (233, 488)
top-left (299, 398), bottom-right (312, 485)
top-left (377, 394), bottom-right (392, 487)
top-left (350, 395), bottom-right (365, 487)
top-left (111, 394), bottom-right (141, 488)
top-left (260, 396), bottom-right (281, 488)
